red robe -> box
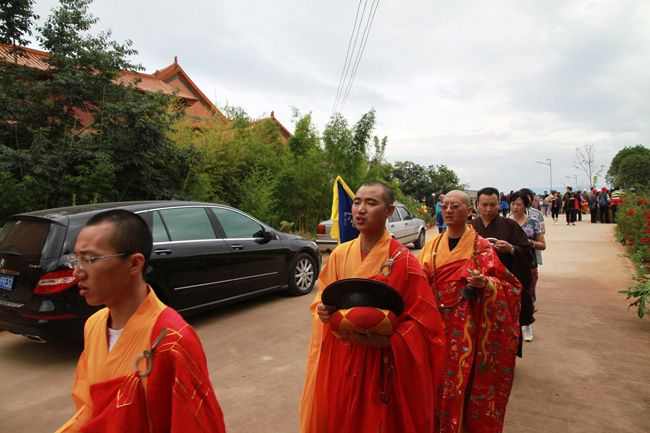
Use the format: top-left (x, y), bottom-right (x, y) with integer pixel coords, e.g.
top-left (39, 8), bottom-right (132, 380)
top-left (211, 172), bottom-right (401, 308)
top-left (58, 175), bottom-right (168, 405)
top-left (300, 229), bottom-right (446, 433)
top-left (56, 289), bottom-right (226, 433)
top-left (418, 225), bottom-right (521, 433)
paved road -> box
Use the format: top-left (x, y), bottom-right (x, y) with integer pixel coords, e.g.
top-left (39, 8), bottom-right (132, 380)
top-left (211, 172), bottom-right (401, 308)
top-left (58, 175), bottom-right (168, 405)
top-left (1, 221), bottom-right (649, 432)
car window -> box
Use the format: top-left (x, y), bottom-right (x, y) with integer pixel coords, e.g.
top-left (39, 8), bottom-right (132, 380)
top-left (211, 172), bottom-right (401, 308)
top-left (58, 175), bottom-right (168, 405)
top-left (388, 211), bottom-right (401, 223)
top-left (397, 205), bottom-right (412, 220)
top-left (157, 208), bottom-right (216, 241)
top-left (151, 211), bottom-right (170, 242)
top-left (0, 218), bottom-right (65, 259)
top-left (210, 208), bottom-right (265, 238)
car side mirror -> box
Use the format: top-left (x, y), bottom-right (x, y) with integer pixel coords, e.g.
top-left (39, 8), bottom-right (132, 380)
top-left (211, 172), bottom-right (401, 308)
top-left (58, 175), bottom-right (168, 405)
top-left (256, 227), bottom-right (276, 244)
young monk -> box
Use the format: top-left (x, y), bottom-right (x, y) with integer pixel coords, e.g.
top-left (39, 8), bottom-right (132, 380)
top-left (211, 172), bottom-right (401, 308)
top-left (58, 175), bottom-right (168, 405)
top-left (56, 210), bottom-right (226, 433)
top-left (300, 181), bottom-right (445, 433)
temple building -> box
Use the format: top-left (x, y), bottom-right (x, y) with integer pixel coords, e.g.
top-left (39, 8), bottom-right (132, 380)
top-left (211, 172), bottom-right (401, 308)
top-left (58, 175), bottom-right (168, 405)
top-left (0, 43), bottom-right (291, 142)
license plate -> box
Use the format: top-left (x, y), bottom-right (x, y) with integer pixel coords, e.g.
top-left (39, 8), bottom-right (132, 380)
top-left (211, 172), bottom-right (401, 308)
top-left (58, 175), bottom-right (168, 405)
top-left (0, 274), bottom-right (14, 291)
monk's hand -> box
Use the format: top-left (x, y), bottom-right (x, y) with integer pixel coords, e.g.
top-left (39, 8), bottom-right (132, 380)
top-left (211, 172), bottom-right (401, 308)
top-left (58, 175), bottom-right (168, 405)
top-left (340, 331), bottom-right (390, 348)
top-left (493, 240), bottom-right (512, 253)
top-left (317, 303), bottom-right (337, 323)
top-left (467, 274), bottom-right (487, 289)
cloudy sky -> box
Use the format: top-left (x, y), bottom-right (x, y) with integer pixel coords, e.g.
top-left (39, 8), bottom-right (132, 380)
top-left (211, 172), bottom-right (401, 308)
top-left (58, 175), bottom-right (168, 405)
top-left (28, 0), bottom-right (650, 192)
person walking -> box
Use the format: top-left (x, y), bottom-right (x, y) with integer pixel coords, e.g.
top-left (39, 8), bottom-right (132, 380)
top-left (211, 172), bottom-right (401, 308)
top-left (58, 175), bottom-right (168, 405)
top-left (598, 187), bottom-right (610, 223)
top-left (499, 192), bottom-right (510, 217)
top-left (508, 191), bottom-right (546, 342)
top-left (300, 181), bottom-right (445, 433)
top-left (563, 187), bottom-right (577, 225)
top-left (589, 189), bottom-right (599, 223)
top-left (418, 190), bottom-right (522, 433)
top-left (56, 210), bottom-right (226, 433)
top-left (550, 192), bottom-right (561, 225)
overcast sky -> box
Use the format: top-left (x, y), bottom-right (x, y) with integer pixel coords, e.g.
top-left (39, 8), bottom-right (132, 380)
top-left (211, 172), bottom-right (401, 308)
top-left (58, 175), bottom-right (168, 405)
top-left (28, 0), bottom-right (650, 193)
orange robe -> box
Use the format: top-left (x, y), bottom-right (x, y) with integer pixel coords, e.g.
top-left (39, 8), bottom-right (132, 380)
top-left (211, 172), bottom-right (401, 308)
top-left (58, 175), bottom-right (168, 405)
top-left (56, 289), bottom-right (226, 433)
top-left (300, 229), bottom-right (445, 433)
top-left (417, 225), bottom-right (521, 433)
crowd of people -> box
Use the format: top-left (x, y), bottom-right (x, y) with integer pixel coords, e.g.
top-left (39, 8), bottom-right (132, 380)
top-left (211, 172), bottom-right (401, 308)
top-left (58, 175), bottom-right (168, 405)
top-left (301, 183), bottom-right (553, 433)
top-left (57, 181), bottom-right (625, 433)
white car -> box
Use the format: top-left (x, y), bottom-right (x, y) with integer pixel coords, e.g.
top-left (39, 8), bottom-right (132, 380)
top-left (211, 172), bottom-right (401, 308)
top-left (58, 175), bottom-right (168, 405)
top-left (316, 202), bottom-right (427, 253)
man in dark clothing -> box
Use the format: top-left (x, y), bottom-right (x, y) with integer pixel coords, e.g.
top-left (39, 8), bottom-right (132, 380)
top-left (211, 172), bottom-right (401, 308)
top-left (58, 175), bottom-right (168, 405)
top-left (588, 189), bottom-right (599, 223)
top-left (469, 187), bottom-right (534, 357)
top-left (563, 186), bottom-right (577, 225)
top-left (598, 187), bottom-right (610, 223)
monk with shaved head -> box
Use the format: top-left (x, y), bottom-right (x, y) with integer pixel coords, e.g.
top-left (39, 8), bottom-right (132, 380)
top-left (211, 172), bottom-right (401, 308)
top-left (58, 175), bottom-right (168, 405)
top-left (417, 190), bottom-right (522, 433)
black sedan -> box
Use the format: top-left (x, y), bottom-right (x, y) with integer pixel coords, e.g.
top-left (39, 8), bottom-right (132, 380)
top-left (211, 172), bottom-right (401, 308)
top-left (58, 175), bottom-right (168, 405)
top-left (0, 201), bottom-right (320, 342)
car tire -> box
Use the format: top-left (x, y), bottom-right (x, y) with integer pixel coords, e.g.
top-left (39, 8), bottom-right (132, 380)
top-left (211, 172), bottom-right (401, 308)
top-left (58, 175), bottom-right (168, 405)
top-left (414, 230), bottom-right (426, 249)
top-left (287, 253), bottom-right (317, 296)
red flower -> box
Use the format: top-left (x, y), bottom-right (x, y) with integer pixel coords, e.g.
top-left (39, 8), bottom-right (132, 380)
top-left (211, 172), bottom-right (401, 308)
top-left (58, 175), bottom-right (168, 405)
top-left (626, 209), bottom-right (635, 216)
top-left (638, 198), bottom-right (648, 205)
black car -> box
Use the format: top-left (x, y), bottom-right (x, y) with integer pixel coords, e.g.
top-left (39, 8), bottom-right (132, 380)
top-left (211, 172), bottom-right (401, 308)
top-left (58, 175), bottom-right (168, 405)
top-left (0, 201), bottom-right (320, 342)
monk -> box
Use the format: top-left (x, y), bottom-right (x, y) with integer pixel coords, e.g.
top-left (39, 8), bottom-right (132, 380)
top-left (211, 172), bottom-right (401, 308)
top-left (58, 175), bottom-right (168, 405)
top-left (417, 190), bottom-right (522, 433)
top-left (300, 181), bottom-right (445, 433)
top-left (56, 209), bottom-right (226, 433)
top-left (469, 186), bottom-right (534, 355)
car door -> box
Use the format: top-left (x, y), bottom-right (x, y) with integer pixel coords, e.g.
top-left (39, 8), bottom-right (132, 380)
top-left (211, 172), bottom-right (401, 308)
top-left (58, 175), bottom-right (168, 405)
top-left (396, 204), bottom-right (418, 241)
top-left (209, 207), bottom-right (286, 296)
top-left (387, 208), bottom-right (406, 242)
top-left (145, 206), bottom-right (233, 313)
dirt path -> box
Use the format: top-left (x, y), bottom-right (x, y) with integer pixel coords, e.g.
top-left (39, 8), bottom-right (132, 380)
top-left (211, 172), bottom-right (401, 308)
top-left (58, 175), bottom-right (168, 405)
top-left (503, 218), bottom-right (650, 432)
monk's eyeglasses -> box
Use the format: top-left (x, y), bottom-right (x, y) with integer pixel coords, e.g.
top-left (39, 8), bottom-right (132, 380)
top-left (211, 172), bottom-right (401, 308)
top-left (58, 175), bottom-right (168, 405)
top-left (65, 253), bottom-right (130, 270)
top-left (439, 203), bottom-right (466, 211)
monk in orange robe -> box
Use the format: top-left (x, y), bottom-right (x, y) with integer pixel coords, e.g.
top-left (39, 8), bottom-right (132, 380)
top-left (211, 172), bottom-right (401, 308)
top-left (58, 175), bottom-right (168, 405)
top-left (418, 191), bottom-right (521, 433)
top-left (56, 209), bottom-right (225, 433)
top-left (300, 181), bottom-right (445, 433)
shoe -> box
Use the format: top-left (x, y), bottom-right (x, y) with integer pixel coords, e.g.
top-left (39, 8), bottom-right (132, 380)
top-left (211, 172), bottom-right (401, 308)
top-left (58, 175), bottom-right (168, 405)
top-left (522, 325), bottom-right (533, 342)
top-left (572, 223), bottom-right (575, 225)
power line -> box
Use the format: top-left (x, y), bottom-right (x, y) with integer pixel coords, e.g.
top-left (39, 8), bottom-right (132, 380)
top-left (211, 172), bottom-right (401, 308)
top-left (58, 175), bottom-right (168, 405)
top-left (331, 0), bottom-right (364, 118)
top-left (330, 0), bottom-right (380, 118)
top-left (339, 0), bottom-right (380, 114)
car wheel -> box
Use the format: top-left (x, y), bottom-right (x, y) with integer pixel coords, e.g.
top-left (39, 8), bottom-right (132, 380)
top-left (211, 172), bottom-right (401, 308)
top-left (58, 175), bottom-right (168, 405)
top-left (414, 230), bottom-right (426, 249)
top-left (287, 253), bottom-right (316, 296)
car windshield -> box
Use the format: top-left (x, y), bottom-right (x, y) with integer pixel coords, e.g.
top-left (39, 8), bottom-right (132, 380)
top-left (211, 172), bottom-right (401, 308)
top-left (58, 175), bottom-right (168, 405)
top-left (0, 218), bottom-right (65, 259)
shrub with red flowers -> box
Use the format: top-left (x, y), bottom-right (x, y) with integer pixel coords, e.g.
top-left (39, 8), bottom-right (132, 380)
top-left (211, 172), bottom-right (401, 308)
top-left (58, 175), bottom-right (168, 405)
top-left (616, 191), bottom-right (650, 318)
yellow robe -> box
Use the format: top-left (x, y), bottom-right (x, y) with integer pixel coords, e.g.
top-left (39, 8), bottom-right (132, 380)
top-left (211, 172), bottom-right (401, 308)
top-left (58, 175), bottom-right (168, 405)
top-left (300, 229), bottom-right (445, 433)
top-left (56, 288), bottom-right (225, 433)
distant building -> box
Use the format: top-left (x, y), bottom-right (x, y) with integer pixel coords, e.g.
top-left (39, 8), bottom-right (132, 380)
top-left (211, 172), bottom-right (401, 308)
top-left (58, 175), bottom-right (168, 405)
top-left (0, 44), bottom-right (291, 142)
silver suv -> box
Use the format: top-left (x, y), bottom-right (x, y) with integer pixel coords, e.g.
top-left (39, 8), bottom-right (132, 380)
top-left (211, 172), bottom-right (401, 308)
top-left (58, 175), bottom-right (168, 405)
top-left (316, 202), bottom-right (427, 253)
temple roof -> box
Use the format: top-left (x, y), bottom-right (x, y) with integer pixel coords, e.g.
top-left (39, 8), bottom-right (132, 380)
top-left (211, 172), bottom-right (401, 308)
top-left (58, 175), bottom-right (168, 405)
top-left (1, 43), bottom-right (291, 141)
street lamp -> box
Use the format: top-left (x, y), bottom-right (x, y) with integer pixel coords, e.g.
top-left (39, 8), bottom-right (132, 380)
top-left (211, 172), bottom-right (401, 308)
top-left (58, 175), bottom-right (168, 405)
top-left (566, 175), bottom-right (578, 189)
top-left (534, 159), bottom-right (552, 193)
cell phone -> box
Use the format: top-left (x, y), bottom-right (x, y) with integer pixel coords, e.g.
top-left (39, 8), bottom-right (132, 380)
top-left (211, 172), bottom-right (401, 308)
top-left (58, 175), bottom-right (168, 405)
top-left (486, 237), bottom-right (499, 243)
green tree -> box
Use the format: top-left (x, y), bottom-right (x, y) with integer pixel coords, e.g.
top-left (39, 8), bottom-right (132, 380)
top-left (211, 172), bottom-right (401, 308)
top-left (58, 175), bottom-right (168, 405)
top-left (276, 109), bottom-right (329, 233)
top-left (0, 0), bottom-right (39, 63)
top-left (287, 107), bottom-right (319, 157)
top-left (0, 0), bottom-right (202, 222)
top-left (392, 161), bottom-right (430, 199)
top-left (364, 135), bottom-right (392, 182)
top-left (606, 145), bottom-right (650, 187)
top-left (616, 154), bottom-right (650, 190)
top-left (427, 164), bottom-right (467, 194)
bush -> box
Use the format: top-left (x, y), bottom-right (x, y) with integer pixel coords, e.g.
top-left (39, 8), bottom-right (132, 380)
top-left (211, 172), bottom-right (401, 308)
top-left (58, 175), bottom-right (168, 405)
top-left (616, 191), bottom-right (650, 318)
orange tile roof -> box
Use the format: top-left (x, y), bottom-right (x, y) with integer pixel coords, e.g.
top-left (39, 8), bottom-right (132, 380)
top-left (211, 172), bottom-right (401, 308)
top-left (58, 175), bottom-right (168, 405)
top-left (0, 44), bottom-right (50, 70)
top-left (153, 57), bottom-right (226, 120)
top-left (118, 70), bottom-right (197, 102)
top-left (0, 44), bottom-right (197, 103)
top-left (1, 43), bottom-right (291, 140)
